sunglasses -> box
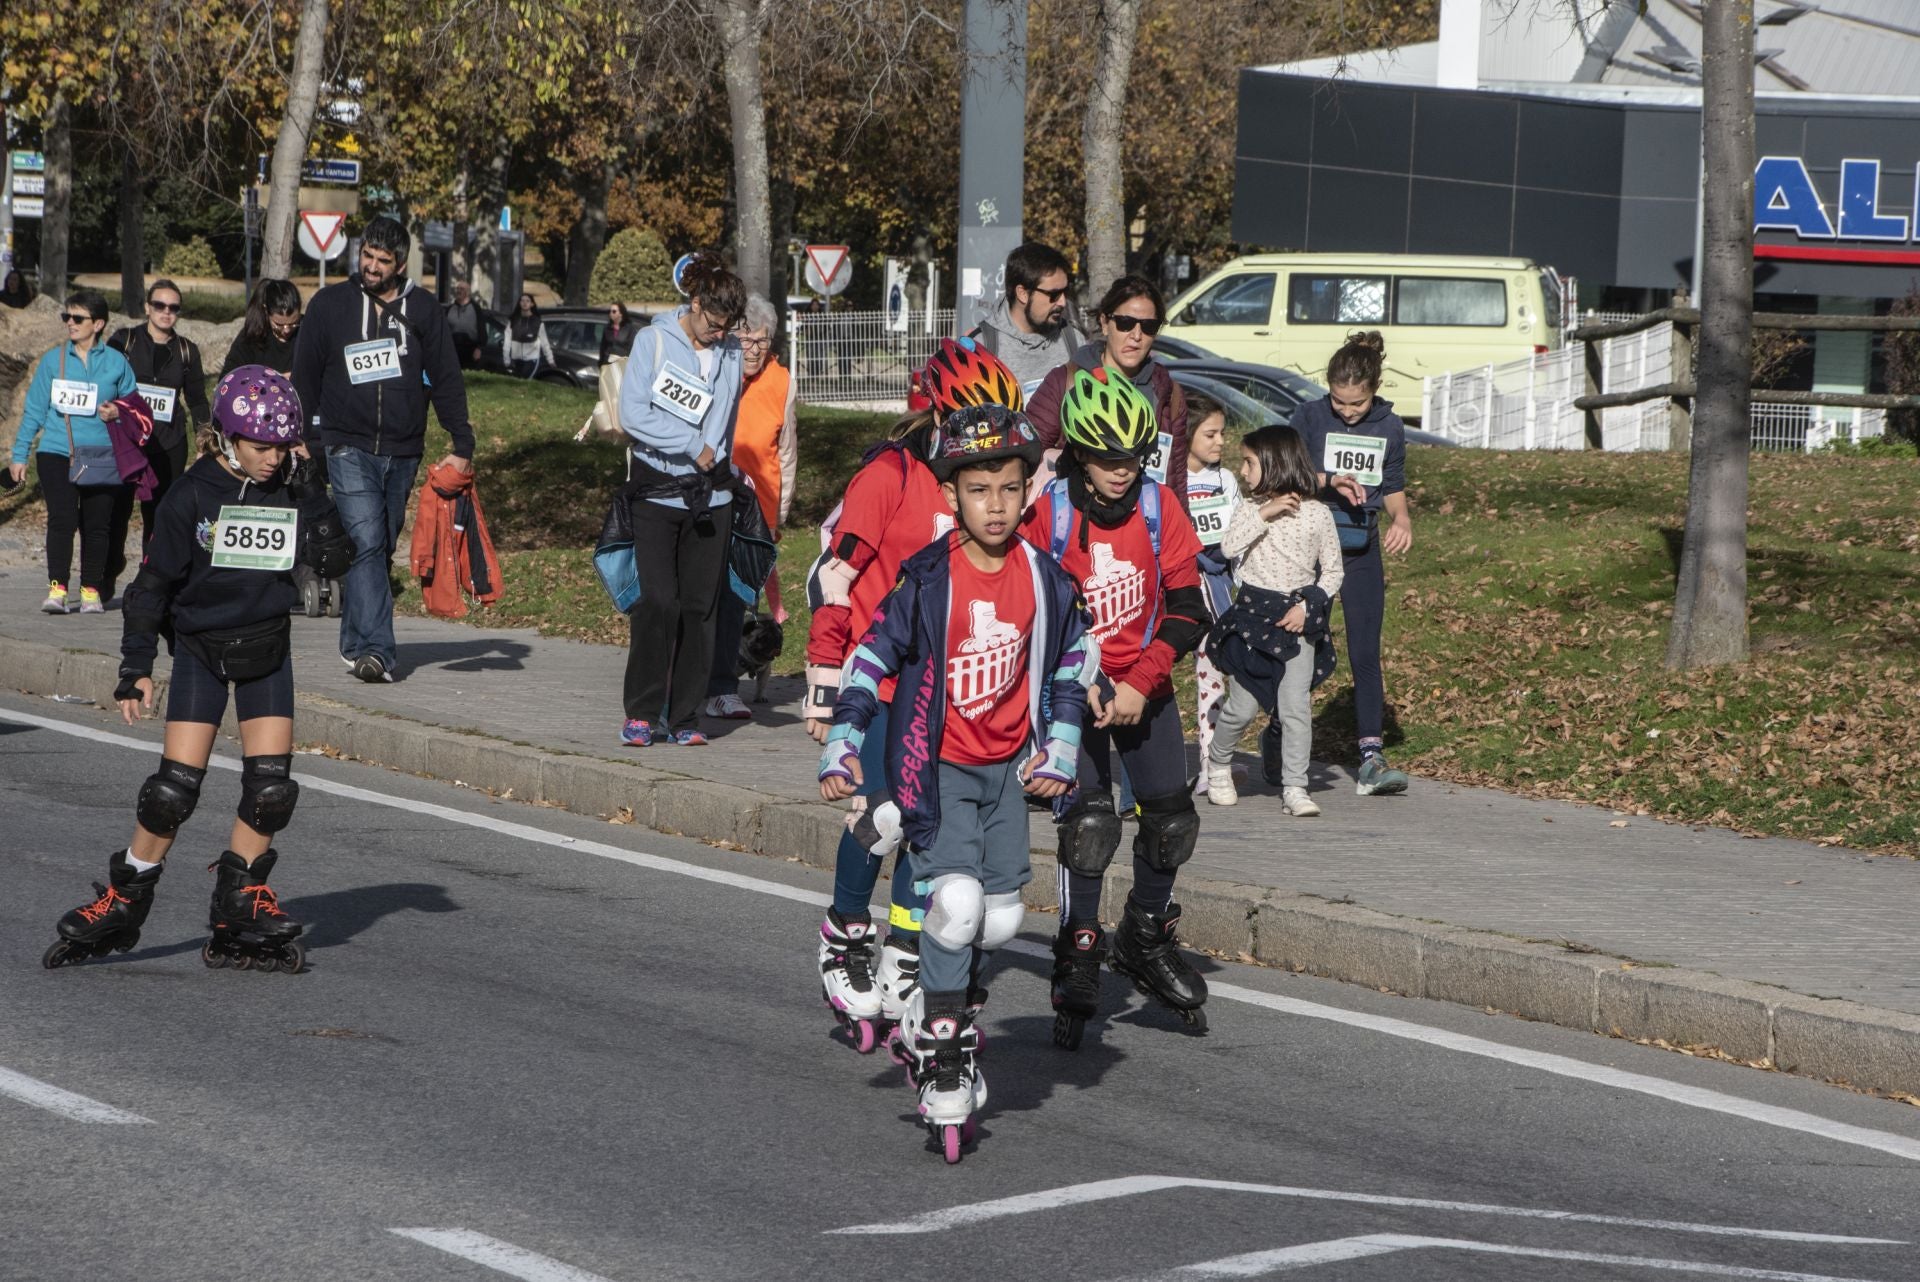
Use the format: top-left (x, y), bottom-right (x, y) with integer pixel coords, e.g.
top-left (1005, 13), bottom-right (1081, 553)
top-left (59, 312), bottom-right (98, 325)
top-left (1029, 285), bottom-right (1070, 303)
top-left (1107, 314), bottom-right (1163, 336)
top-left (148, 300), bottom-right (181, 313)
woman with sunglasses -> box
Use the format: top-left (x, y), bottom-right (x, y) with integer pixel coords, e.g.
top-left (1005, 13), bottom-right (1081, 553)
top-left (109, 279), bottom-right (210, 549)
top-left (1025, 273), bottom-right (1190, 508)
top-left (8, 291), bottom-right (137, 613)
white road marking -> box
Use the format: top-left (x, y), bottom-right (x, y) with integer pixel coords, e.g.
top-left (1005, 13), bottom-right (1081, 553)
top-left (10, 706), bottom-right (1920, 1169)
top-left (390, 1229), bottom-right (618, 1282)
top-left (0, 1065), bottom-right (152, 1124)
top-left (826, 1175), bottom-right (1903, 1243)
top-left (1145, 1233), bottom-right (1894, 1281)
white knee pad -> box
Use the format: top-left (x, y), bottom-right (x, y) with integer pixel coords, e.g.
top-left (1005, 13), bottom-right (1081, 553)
top-left (921, 874), bottom-right (985, 952)
top-left (978, 892), bottom-right (1024, 951)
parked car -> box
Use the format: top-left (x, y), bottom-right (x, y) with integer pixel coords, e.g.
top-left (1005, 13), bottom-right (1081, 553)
top-left (478, 306), bottom-right (622, 391)
top-left (1148, 334), bottom-right (1220, 361)
top-left (1162, 357), bottom-right (1454, 447)
top-left (1165, 253), bottom-right (1564, 419)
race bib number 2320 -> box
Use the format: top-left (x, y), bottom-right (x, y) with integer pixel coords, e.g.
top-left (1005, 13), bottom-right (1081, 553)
top-left (650, 362), bottom-right (714, 425)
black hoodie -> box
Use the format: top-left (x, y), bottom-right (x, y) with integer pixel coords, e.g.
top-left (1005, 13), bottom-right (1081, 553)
top-left (121, 454), bottom-right (335, 672)
top-left (290, 274), bottom-right (473, 459)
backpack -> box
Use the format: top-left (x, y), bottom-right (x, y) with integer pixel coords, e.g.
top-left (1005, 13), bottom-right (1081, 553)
top-left (1044, 475), bottom-right (1162, 651)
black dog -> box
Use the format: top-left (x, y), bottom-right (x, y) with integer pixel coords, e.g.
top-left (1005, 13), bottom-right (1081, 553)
top-left (737, 611), bottom-right (785, 703)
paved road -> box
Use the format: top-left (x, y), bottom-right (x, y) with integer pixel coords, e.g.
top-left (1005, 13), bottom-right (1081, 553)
top-left (4, 692), bottom-right (1919, 1281)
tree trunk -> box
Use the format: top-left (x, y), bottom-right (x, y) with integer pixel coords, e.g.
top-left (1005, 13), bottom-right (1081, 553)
top-left (41, 93), bottom-right (73, 301)
top-left (450, 160), bottom-right (471, 288)
top-left (119, 145), bottom-right (145, 314)
top-left (260, 0), bottom-right (331, 281)
top-left (715, 0), bottom-right (772, 297)
top-left (1666, 0), bottom-right (1755, 671)
top-left (1082, 0), bottom-right (1144, 290)
top-left (564, 165), bottom-right (612, 305)
top-left (470, 141), bottom-right (509, 309)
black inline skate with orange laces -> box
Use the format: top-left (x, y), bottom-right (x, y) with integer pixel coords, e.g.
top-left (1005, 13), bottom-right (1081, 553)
top-left (204, 849), bottom-right (305, 974)
top-left (44, 850), bottom-right (164, 969)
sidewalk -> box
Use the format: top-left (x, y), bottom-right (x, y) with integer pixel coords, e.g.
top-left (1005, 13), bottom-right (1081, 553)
top-left (5, 567), bottom-right (1919, 1095)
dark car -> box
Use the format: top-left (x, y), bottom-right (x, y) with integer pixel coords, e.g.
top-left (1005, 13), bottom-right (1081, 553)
top-left (478, 306), bottom-right (624, 391)
top-left (1149, 334), bottom-right (1221, 361)
top-left (1162, 356), bottom-right (1453, 447)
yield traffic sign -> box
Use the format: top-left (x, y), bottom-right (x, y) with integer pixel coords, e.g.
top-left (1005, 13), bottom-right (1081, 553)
top-left (805, 244), bottom-right (850, 294)
top-left (297, 210), bottom-right (347, 261)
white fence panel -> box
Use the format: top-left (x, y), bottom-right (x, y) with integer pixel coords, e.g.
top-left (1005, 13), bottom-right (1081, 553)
top-left (788, 308), bottom-right (954, 405)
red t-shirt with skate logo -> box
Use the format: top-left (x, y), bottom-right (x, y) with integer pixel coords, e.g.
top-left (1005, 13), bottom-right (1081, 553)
top-left (940, 542), bottom-right (1035, 766)
top-left (1018, 482), bottom-right (1201, 698)
top-left (820, 448), bottom-right (953, 700)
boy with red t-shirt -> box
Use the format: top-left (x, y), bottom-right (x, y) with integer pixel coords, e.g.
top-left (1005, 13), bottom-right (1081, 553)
top-left (802, 338), bottom-right (1027, 1051)
top-left (1016, 366), bottom-right (1214, 1048)
top-left (820, 406), bottom-right (1092, 1162)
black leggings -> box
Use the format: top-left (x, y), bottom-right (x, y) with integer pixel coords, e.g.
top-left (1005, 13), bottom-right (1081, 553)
top-left (37, 452), bottom-right (125, 594)
top-left (166, 644), bottom-right (295, 726)
top-left (139, 435), bottom-right (190, 550)
top-left (622, 496), bottom-right (733, 733)
top-left (1061, 693), bottom-right (1190, 925)
top-left (1339, 536), bottom-right (1386, 745)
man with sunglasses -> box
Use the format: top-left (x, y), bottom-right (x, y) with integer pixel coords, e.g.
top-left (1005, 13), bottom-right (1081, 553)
top-left (291, 215), bottom-right (474, 684)
top-left (108, 279), bottom-right (210, 552)
top-left (967, 241), bottom-right (1085, 398)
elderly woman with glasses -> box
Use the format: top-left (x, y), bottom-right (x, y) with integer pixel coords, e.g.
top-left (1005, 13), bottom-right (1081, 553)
top-left (8, 290), bottom-right (138, 613)
top-left (612, 250), bottom-right (750, 747)
top-left (702, 293), bottom-right (796, 721)
top-left (1023, 273), bottom-right (1191, 507)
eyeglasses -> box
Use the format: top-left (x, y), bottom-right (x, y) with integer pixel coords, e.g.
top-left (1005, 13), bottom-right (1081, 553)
top-left (736, 335), bottom-right (772, 352)
top-left (59, 312), bottom-right (96, 325)
top-left (1107, 315), bottom-right (1163, 336)
top-left (148, 300), bottom-right (181, 314)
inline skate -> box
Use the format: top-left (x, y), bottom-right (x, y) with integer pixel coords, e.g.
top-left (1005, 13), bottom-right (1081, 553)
top-left (894, 989), bottom-right (986, 1164)
top-left (1108, 898), bottom-right (1208, 1032)
top-left (819, 908), bottom-right (883, 1052)
top-left (204, 849), bottom-right (305, 973)
top-left (44, 850), bottom-right (163, 969)
top-left (1049, 922), bottom-right (1105, 1050)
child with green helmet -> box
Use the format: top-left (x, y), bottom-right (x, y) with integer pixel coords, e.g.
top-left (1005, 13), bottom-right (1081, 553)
top-left (1017, 366), bottom-right (1214, 1047)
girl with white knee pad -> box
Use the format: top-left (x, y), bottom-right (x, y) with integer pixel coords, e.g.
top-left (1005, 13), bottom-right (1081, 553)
top-left (44, 367), bottom-right (353, 974)
top-left (820, 406), bottom-right (1092, 1161)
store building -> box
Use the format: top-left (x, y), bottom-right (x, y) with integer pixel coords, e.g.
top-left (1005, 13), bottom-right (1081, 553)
top-left (1234, 0), bottom-right (1920, 394)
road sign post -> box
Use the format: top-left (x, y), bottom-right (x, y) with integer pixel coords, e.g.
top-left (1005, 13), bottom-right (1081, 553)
top-left (298, 210), bottom-right (348, 290)
top-left (804, 244), bottom-right (852, 297)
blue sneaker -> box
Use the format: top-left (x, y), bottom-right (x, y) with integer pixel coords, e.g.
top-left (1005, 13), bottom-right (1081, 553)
top-left (667, 728), bottom-right (709, 747)
top-left (1355, 753), bottom-right (1409, 797)
top-left (621, 719), bottom-right (656, 747)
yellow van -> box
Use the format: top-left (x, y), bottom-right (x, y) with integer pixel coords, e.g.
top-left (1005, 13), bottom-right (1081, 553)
top-left (1165, 254), bottom-right (1562, 420)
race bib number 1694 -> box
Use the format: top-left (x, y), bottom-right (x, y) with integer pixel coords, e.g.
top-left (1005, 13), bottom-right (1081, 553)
top-left (1323, 432), bottom-right (1384, 488)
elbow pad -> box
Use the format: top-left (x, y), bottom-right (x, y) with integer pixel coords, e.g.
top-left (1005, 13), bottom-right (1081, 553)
top-left (1153, 586), bottom-right (1211, 658)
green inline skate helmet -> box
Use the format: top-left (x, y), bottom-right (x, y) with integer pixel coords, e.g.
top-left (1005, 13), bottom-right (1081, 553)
top-left (1059, 365), bottom-right (1158, 461)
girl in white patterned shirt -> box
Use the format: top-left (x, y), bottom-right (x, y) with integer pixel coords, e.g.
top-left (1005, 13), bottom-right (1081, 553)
top-left (1205, 425), bottom-right (1343, 816)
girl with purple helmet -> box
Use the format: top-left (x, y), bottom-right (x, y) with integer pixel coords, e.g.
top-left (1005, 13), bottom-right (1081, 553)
top-left (43, 366), bottom-right (356, 974)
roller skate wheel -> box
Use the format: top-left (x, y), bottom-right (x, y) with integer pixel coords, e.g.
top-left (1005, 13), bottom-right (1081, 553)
top-left (201, 939), bottom-right (229, 969)
top-left (280, 941), bottom-right (306, 975)
top-left (42, 940), bottom-right (76, 970)
top-left (851, 1018), bottom-right (877, 1054)
top-left (962, 1115), bottom-right (979, 1145)
top-left (1052, 1011), bottom-right (1085, 1051)
top-left (233, 952), bottom-right (257, 972)
top-left (1180, 1006), bottom-right (1209, 1034)
top-left (941, 1124), bottom-right (963, 1164)
top-left (113, 931), bottom-right (140, 954)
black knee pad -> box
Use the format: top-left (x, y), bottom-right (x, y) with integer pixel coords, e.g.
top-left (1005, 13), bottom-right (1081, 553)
top-left (238, 755), bottom-right (299, 834)
top-left (135, 758), bottom-right (206, 836)
top-left (1057, 791), bottom-right (1123, 877)
top-left (1135, 789), bottom-right (1200, 873)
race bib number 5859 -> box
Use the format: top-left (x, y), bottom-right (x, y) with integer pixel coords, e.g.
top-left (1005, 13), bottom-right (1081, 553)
top-left (210, 505), bottom-right (298, 571)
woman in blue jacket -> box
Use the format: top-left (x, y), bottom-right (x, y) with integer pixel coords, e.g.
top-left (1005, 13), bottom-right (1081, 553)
top-left (1285, 330), bottom-right (1413, 797)
top-left (613, 251), bottom-right (748, 746)
top-left (8, 290), bottom-right (136, 614)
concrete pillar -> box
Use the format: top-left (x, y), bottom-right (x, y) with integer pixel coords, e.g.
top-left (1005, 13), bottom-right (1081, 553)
top-left (1437, 0), bottom-right (1483, 89)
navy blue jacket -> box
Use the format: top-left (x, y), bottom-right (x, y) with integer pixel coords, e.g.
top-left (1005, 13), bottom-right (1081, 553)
top-left (825, 533), bottom-right (1096, 850)
top-left (1292, 395), bottom-right (1406, 516)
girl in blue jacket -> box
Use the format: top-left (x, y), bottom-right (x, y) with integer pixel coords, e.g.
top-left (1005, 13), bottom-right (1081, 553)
top-left (8, 290), bottom-right (136, 613)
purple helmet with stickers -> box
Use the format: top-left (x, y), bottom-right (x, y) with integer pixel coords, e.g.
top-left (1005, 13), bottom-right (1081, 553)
top-left (212, 365), bottom-right (303, 445)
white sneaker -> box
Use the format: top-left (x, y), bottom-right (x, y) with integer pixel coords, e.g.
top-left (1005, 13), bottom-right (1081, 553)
top-left (703, 693), bottom-right (752, 720)
top-left (1205, 763), bottom-right (1238, 806)
top-left (1282, 786), bottom-right (1321, 817)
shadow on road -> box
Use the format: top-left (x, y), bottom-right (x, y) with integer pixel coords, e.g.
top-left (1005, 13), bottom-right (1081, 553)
top-left (286, 880), bottom-right (463, 950)
top-left (396, 638), bottom-right (533, 677)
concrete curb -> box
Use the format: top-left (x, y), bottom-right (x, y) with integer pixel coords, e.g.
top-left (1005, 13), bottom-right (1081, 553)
top-left (12, 634), bottom-right (1920, 1099)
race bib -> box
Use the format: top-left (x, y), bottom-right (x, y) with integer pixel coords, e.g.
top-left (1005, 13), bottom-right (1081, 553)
top-left (137, 383), bottom-right (177, 423)
top-left (50, 378), bottom-right (98, 417)
top-left (344, 338), bottom-right (401, 385)
top-left (1189, 492), bottom-right (1232, 546)
top-left (1324, 432), bottom-right (1384, 488)
top-left (650, 362), bottom-right (714, 425)
top-left (1142, 431), bottom-right (1174, 485)
top-left (210, 505), bottom-right (298, 571)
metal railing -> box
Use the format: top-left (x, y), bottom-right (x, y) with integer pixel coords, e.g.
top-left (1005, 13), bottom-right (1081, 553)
top-left (787, 308), bottom-right (955, 404)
